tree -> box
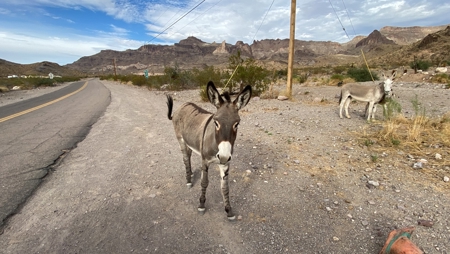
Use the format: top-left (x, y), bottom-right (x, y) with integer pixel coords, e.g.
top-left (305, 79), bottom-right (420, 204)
top-left (226, 51), bottom-right (271, 96)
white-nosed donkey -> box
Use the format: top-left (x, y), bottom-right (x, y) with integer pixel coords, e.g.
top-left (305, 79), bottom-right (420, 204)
top-left (167, 81), bottom-right (252, 220)
top-left (339, 70), bottom-right (397, 121)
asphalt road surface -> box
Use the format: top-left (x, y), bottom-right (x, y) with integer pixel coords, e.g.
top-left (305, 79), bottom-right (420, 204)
top-left (0, 79), bottom-right (110, 228)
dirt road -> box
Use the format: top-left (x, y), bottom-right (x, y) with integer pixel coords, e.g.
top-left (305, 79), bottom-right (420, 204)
top-left (0, 80), bottom-right (449, 253)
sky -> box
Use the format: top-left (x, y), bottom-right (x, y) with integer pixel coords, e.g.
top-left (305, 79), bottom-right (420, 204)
top-left (0, 0), bottom-right (449, 65)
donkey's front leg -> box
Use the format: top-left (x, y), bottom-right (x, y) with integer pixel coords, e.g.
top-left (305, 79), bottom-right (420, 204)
top-left (367, 102), bottom-right (375, 121)
top-left (198, 161), bottom-right (209, 214)
top-left (219, 164), bottom-right (235, 220)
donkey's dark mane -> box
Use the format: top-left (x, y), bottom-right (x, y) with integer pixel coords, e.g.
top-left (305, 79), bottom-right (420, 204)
top-left (221, 92), bottom-right (231, 103)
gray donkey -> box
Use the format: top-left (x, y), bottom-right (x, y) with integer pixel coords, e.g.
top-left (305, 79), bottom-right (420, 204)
top-left (339, 70), bottom-right (397, 121)
top-left (167, 81), bottom-right (252, 220)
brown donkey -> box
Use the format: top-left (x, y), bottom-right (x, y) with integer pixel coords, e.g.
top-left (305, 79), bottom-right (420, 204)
top-left (167, 81), bottom-right (252, 220)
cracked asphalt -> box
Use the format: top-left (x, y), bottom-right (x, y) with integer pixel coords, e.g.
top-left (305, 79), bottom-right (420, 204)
top-left (0, 79), bottom-right (110, 229)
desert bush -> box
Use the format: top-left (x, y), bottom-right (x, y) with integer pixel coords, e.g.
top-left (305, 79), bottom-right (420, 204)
top-left (347, 68), bottom-right (379, 82)
top-left (383, 98), bottom-right (402, 120)
top-left (295, 73), bottom-right (308, 84)
top-left (0, 76), bottom-right (81, 90)
top-left (358, 96), bottom-right (450, 162)
top-left (276, 68), bottom-right (288, 78)
top-left (410, 59), bottom-right (431, 71)
top-left (330, 74), bottom-right (345, 81)
top-left (131, 75), bottom-right (147, 86)
top-left (432, 73), bottom-right (450, 84)
top-left (332, 65), bottom-right (347, 74)
top-left (226, 51), bottom-right (272, 97)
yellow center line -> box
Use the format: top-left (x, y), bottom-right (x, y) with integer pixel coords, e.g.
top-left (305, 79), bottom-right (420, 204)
top-left (0, 81), bottom-right (88, 123)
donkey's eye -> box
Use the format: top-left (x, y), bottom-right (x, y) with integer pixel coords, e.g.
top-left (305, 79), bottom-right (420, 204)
top-left (214, 120), bottom-right (220, 130)
top-left (233, 122), bottom-right (239, 131)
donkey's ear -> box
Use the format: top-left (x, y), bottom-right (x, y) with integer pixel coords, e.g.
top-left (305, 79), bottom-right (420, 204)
top-left (391, 70), bottom-right (397, 80)
top-left (207, 81), bottom-right (223, 108)
top-left (234, 85), bottom-right (252, 110)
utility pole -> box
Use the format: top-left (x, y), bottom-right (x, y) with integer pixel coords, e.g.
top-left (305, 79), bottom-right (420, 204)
top-left (113, 58), bottom-right (117, 79)
top-left (286, 0), bottom-right (296, 97)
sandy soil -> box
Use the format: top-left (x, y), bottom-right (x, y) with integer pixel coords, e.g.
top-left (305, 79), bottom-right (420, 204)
top-left (0, 78), bottom-right (449, 253)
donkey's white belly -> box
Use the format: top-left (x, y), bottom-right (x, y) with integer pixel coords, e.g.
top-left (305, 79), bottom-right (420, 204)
top-left (186, 144), bottom-right (201, 156)
top-left (349, 93), bottom-right (378, 102)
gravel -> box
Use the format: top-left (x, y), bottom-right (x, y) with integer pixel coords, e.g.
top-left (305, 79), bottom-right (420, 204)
top-left (0, 79), bottom-right (449, 253)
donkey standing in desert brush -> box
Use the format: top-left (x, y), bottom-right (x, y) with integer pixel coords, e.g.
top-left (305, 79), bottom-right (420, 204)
top-left (339, 70), bottom-right (397, 121)
top-left (166, 81), bottom-right (252, 220)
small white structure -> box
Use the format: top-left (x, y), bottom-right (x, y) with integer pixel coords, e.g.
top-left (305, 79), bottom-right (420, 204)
top-left (49, 73), bottom-right (54, 79)
top-left (436, 67), bottom-right (448, 73)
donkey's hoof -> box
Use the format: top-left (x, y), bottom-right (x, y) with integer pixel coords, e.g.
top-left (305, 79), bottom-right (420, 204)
top-left (227, 215), bottom-right (236, 221)
top-left (198, 207), bottom-right (206, 214)
top-left (186, 183), bottom-right (192, 188)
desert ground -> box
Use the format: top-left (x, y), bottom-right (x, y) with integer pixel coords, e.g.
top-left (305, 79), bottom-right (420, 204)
top-left (0, 75), bottom-right (449, 253)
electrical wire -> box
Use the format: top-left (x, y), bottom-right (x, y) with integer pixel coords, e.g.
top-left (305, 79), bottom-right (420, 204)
top-left (328, 0), bottom-right (350, 40)
top-left (341, 0), bottom-right (357, 37)
top-left (174, 0), bottom-right (223, 35)
top-left (147, 0), bottom-right (206, 44)
top-left (252, 0), bottom-right (275, 42)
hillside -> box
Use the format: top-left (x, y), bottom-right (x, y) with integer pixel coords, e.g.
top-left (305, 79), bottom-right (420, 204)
top-left (1, 24), bottom-right (449, 77)
top-left (367, 26), bottom-right (450, 67)
top-left (0, 59), bottom-right (83, 77)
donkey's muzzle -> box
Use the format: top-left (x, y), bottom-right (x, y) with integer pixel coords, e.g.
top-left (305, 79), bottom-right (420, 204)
top-left (217, 141), bottom-right (232, 164)
top-left (216, 153), bottom-right (232, 164)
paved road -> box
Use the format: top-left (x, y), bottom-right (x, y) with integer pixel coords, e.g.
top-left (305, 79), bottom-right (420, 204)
top-left (0, 79), bottom-right (110, 227)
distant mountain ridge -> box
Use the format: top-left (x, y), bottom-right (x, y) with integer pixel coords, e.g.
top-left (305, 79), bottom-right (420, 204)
top-left (0, 59), bottom-right (82, 77)
top-left (1, 24), bottom-right (449, 77)
top-left (355, 30), bottom-right (395, 47)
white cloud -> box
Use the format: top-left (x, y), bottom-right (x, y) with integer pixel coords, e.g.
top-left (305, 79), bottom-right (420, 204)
top-left (1, 0), bottom-right (450, 64)
top-left (0, 30), bottom-right (142, 65)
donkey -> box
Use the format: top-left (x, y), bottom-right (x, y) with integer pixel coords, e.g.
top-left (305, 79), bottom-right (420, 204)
top-left (166, 81), bottom-right (252, 220)
top-left (339, 70), bottom-right (397, 121)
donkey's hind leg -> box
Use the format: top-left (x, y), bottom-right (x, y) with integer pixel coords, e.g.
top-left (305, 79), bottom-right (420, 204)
top-left (344, 98), bottom-right (352, 118)
top-left (178, 139), bottom-right (193, 187)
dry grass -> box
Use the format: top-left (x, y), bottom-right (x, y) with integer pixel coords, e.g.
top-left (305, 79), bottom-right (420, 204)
top-left (359, 112), bottom-right (450, 167)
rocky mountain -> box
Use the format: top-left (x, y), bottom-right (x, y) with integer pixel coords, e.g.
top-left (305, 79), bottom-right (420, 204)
top-left (366, 26), bottom-right (450, 67)
top-left (0, 59), bottom-right (83, 77)
top-left (355, 30), bottom-right (395, 47)
top-left (1, 24), bottom-right (449, 77)
top-left (380, 25), bottom-right (449, 45)
top-left (66, 37), bottom-right (345, 74)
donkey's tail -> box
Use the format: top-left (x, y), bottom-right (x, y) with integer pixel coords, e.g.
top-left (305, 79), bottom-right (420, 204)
top-left (166, 95), bottom-right (173, 120)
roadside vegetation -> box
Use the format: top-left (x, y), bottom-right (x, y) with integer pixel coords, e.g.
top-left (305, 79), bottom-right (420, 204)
top-left (358, 95), bottom-right (450, 168)
top-left (0, 76), bottom-right (81, 92)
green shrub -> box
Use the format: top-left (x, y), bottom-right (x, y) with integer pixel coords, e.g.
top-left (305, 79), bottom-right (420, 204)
top-left (330, 74), bottom-right (345, 81)
top-left (333, 65), bottom-right (347, 74)
top-left (295, 73), bottom-right (308, 84)
top-left (131, 75), bottom-right (147, 86)
top-left (383, 97), bottom-right (402, 120)
top-left (347, 68), bottom-right (379, 82)
top-left (410, 60), bottom-right (431, 71)
top-left (226, 51), bottom-right (271, 97)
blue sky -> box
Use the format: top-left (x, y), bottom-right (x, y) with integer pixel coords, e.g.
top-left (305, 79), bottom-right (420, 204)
top-left (1, 0), bottom-right (449, 65)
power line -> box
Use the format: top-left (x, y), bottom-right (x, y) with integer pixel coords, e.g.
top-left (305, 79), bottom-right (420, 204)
top-left (252, 0), bottom-right (275, 42)
top-left (147, 0), bottom-right (206, 44)
top-left (174, 0), bottom-right (223, 35)
top-left (341, 0), bottom-right (357, 37)
top-left (328, 0), bottom-right (350, 40)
